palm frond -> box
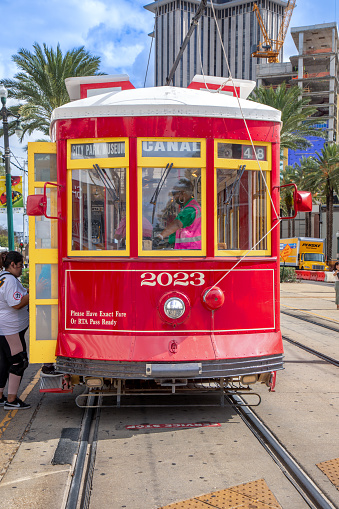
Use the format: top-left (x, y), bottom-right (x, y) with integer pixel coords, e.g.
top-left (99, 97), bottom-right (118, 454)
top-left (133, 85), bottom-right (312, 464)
top-left (1, 42), bottom-right (102, 139)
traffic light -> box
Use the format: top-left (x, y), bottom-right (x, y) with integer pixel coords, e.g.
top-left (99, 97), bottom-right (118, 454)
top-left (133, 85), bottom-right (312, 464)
top-left (19, 242), bottom-right (24, 253)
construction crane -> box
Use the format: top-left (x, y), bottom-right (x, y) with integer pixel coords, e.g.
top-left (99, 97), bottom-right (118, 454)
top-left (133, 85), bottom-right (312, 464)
top-left (251, 0), bottom-right (296, 63)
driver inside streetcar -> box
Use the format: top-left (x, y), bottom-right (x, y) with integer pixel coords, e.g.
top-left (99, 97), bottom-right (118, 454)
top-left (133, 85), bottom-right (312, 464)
top-left (155, 178), bottom-right (201, 250)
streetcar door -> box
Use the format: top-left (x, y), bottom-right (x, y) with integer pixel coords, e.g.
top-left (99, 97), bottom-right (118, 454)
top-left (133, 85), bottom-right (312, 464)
top-left (28, 142), bottom-right (58, 363)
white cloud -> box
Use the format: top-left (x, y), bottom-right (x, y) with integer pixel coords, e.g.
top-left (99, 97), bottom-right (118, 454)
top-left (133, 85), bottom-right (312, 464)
top-left (0, 0), bottom-right (154, 78)
top-left (101, 41), bottom-right (145, 68)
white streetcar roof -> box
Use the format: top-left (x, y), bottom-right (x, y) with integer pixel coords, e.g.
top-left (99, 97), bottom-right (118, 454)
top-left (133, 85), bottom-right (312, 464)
top-left (50, 85), bottom-right (281, 137)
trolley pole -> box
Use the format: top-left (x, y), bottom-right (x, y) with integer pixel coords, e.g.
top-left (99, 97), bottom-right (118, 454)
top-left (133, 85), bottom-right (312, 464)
top-left (165, 0), bottom-right (208, 85)
top-left (0, 84), bottom-right (23, 251)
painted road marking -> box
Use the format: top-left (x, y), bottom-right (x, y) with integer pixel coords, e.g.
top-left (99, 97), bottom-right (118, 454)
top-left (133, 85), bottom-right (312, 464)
top-left (0, 369), bottom-right (41, 438)
top-left (281, 304), bottom-right (339, 324)
top-left (126, 422), bottom-right (220, 430)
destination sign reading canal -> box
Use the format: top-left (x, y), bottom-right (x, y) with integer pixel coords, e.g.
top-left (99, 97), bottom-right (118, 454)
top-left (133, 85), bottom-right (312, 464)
top-left (71, 142), bottom-right (125, 159)
top-left (142, 141), bottom-right (201, 158)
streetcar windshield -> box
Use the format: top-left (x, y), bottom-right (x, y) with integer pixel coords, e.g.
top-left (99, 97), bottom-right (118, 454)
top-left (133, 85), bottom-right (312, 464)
top-left (71, 167), bottom-right (127, 251)
top-left (216, 168), bottom-right (268, 251)
top-left (141, 167), bottom-right (202, 251)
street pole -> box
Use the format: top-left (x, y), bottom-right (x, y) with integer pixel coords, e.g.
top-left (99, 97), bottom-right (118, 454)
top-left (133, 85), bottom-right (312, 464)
top-left (1, 105), bottom-right (15, 251)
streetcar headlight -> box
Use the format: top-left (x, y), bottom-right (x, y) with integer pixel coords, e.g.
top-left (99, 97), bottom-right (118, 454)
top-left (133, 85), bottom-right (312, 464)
top-left (164, 297), bottom-right (185, 319)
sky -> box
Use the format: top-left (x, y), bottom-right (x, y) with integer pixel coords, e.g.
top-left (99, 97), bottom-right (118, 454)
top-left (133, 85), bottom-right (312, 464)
top-left (0, 0), bottom-right (338, 234)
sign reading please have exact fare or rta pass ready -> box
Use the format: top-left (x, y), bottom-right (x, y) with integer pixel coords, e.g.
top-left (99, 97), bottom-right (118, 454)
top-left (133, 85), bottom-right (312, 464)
top-left (65, 270), bottom-right (131, 331)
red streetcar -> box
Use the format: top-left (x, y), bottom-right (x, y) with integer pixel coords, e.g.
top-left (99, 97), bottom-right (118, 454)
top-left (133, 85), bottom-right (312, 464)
top-left (27, 74), bottom-right (311, 404)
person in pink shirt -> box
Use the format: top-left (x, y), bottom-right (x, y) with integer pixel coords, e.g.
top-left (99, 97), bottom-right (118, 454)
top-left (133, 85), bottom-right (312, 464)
top-left (156, 179), bottom-right (201, 250)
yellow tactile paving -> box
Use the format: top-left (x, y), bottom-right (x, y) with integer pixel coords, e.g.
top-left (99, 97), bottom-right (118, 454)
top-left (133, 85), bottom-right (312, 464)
top-left (317, 458), bottom-right (339, 489)
top-left (159, 479), bottom-right (282, 508)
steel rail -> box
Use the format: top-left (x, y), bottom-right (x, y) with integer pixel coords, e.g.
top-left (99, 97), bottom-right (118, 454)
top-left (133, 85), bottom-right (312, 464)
top-left (282, 335), bottom-right (339, 368)
top-left (228, 393), bottom-right (337, 509)
top-left (281, 309), bottom-right (339, 333)
top-left (65, 394), bottom-right (101, 509)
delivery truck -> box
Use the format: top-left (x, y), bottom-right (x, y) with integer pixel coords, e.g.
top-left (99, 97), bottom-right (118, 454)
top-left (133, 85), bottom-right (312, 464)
top-left (280, 237), bottom-right (328, 271)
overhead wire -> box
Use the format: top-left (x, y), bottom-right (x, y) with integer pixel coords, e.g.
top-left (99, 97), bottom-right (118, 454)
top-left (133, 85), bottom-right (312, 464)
top-left (210, 0), bottom-right (279, 221)
top-left (204, 0), bottom-right (282, 294)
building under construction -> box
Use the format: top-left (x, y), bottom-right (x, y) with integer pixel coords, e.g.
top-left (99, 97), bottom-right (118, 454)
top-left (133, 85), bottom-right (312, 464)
top-left (144, 0), bottom-right (287, 86)
top-left (257, 22), bottom-right (339, 147)
top-left (257, 22), bottom-right (339, 251)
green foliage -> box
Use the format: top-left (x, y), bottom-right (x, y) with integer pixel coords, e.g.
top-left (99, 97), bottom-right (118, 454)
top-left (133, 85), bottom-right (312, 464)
top-left (249, 83), bottom-right (325, 151)
top-left (290, 144), bottom-right (339, 260)
top-left (280, 266), bottom-right (296, 282)
top-left (0, 235), bottom-right (8, 247)
top-left (20, 268), bottom-right (29, 289)
top-left (0, 150), bottom-right (4, 175)
top-left (280, 161), bottom-right (305, 215)
top-left (1, 42), bottom-right (102, 139)
top-left (298, 144), bottom-right (339, 198)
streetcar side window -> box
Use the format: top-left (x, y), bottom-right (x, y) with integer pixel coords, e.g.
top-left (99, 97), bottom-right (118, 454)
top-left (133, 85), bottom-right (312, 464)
top-left (71, 167), bottom-right (127, 251)
top-left (141, 167), bottom-right (202, 252)
top-left (217, 168), bottom-right (268, 252)
top-left (34, 153), bottom-right (57, 181)
top-left (34, 187), bottom-right (58, 249)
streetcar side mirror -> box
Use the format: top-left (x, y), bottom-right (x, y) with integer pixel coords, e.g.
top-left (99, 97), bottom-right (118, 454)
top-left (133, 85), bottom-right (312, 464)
top-left (294, 190), bottom-right (312, 213)
top-left (26, 194), bottom-right (47, 216)
top-left (26, 182), bottom-right (61, 220)
top-left (280, 184), bottom-right (312, 220)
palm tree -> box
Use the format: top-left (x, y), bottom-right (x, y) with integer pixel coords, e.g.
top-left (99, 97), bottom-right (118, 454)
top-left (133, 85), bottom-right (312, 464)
top-left (282, 159), bottom-right (317, 237)
top-left (291, 144), bottom-right (339, 262)
top-left (249, 83), bottom-right (324, 151)
top-left (280, 163), bottom-right (304, 237)
top-left (1, 43), bottom-right (102, 139)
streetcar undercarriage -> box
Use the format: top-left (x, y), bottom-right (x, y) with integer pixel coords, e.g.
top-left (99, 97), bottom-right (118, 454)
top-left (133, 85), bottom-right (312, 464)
top-left (39, 355), bottom-right (282, 405)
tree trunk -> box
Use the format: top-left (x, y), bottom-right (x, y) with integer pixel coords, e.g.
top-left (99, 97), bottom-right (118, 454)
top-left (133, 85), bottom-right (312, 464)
top-left (326, 188), bottom-right (334, 262)
top-left (287, 208), bottom-right (293, 237)
top-left (305, 212), bottom-right (312, 237)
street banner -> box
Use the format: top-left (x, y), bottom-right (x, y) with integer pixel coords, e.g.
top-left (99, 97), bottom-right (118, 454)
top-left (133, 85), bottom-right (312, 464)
top-left (0, 176), bottom-right (24, 208)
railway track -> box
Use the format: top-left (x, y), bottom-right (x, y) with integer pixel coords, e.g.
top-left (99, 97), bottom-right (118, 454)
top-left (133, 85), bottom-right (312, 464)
top-left (61, 309), bottom-right (339, 509)
top-left (65, 394), bottom-right (101, 509)
top-left (282, 335), bottom-right (339, 368)
top-left (229, 394), bottom-right (337, 509)
top-left (281, 308), bottom-right (339, 367)
top-left (65, 388), bottom-right (338, 508)
top-left (281, 308), bottom-right (339, 334)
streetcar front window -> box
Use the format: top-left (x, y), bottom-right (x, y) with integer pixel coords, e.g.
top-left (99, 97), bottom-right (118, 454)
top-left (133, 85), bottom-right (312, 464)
top-left (71, 167), bottom-right (127, 251)
top-left (217, 168), bottom-right (268, 252)
top-left (142, 167), bottom-right (202, 252)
